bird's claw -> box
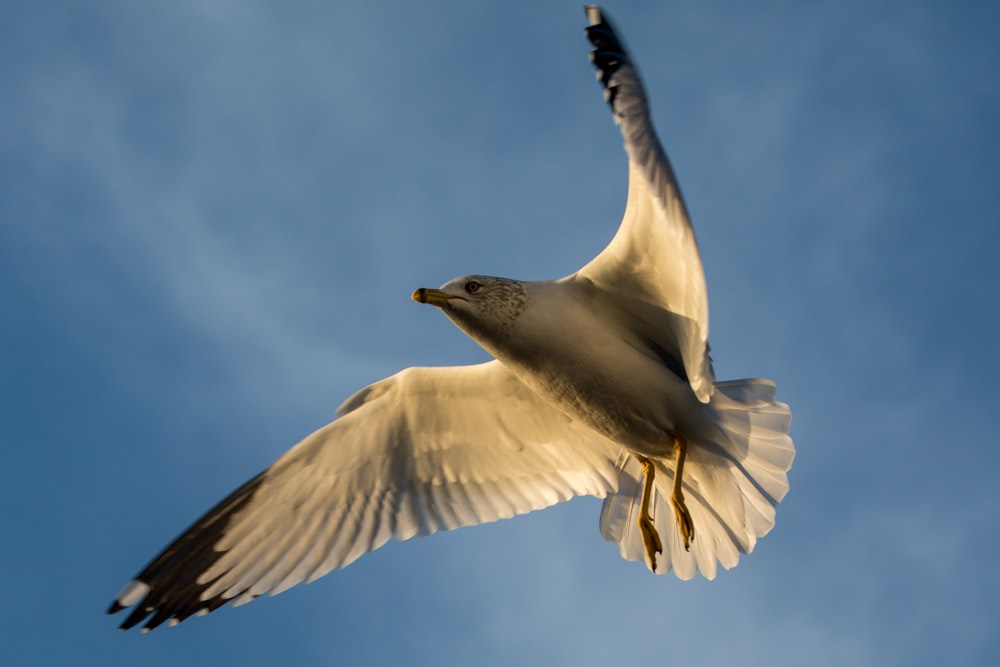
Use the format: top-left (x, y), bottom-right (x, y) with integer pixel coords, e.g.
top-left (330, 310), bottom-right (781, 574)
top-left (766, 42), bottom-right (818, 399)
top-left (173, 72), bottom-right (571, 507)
top-left (639, 514), bottom-right (663, 569)
top-left (671, 491), bottom-right (694, 551)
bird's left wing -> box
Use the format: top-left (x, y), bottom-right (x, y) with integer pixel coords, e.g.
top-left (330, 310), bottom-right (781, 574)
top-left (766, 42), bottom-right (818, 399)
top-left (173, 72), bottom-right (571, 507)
top-left (107, 360), bottom-right (622, 631)
top-left (575, 6), bottom-right (714, 401)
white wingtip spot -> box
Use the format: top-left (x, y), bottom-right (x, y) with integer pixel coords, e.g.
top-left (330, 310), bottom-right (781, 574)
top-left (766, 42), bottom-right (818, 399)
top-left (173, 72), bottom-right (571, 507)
top-left (585, 5), bottom-right (602, 25)
top-left (114, 580), bottom-right (150, 607)
top-left (168, 618), bottom-right (180, 627)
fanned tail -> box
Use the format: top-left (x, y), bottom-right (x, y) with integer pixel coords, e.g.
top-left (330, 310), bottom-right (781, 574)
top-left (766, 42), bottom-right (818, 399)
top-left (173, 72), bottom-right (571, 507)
top-left (599, 379), bottom-right (794, 578)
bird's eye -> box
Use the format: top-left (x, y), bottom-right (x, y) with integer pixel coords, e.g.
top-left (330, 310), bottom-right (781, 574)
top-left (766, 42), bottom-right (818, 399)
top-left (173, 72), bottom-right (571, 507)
top-left (465, 281), bottom-right (481, 294)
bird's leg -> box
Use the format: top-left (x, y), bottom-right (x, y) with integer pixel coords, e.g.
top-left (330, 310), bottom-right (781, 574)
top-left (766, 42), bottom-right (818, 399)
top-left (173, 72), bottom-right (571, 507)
top-left (636, 456), bottom-right (662, 570)
top-left (671, 436), bottom-right (694, 551)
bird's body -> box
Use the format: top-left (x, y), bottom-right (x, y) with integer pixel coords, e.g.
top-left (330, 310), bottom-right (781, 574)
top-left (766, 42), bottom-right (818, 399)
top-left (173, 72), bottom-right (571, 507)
top-left (108, 6), bottom-right (794, 632)
top-left (438, 276), bottom-right (713, 459)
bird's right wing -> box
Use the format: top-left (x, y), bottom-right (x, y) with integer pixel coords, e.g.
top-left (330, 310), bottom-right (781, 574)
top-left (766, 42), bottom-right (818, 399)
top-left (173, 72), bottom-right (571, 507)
top-left (108, 360), bottom-right (622, 631)
top-left (576, 6), bottom-right (714, 402)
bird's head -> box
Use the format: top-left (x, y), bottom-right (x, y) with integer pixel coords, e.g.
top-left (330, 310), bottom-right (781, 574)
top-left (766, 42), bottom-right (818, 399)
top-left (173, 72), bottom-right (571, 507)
top-left (412, 275), bottom-right (528, 349)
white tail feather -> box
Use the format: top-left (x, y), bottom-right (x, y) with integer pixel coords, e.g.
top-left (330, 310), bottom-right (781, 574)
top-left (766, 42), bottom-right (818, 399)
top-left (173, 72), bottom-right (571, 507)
top-left (599, 378), bottom-right (794, 578)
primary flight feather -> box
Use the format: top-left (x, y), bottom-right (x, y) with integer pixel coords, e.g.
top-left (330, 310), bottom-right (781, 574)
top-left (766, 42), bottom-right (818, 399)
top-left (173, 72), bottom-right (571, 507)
top-left (108, 6), bottom-right (794, 632)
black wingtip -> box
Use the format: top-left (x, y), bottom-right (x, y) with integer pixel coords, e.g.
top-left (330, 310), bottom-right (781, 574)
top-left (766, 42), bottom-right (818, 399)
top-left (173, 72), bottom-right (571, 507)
top-left (107, 470), bottom-right (268, 631)
top-left (583, 7), bottom-right (625, 62)
top-left (582, 5), bottom-right (630, 111)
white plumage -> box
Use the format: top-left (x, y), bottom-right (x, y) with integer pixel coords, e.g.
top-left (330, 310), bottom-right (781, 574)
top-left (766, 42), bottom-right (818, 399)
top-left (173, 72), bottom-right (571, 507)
top-left (203, 361), bottom-right (623, 604)
top-left (108, 5), bottom-right (793, 631)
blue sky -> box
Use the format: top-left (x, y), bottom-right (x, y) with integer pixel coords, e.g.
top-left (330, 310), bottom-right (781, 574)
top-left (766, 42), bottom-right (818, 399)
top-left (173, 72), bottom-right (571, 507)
top-left (2, 0), bottom-right (998, 665)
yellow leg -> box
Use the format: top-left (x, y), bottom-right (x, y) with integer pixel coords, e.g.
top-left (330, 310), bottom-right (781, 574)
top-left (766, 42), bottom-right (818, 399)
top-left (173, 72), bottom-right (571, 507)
top-left (636, 456), bottom-right (662, 570)
top-left (671, 436), bottom-right (695, 551)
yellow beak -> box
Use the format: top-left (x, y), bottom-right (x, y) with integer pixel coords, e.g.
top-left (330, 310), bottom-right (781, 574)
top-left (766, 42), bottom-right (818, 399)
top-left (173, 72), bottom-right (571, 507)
top-left (412, 288), bottom-right (455, 306)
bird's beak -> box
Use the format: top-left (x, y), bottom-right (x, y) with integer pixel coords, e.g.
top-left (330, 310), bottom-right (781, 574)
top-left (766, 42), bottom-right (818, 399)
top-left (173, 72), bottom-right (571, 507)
top-left (412, 288), bottom-right (456, 306)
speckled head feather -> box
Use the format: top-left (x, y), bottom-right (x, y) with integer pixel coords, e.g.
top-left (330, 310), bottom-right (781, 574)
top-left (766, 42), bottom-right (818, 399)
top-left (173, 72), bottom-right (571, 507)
top-left (432, 275), bottom-right (529, 348)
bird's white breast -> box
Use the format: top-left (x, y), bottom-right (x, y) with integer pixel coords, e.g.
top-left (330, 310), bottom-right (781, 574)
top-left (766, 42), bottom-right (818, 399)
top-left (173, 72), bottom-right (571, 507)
top-left (493, 279), bottom-right (708, 456)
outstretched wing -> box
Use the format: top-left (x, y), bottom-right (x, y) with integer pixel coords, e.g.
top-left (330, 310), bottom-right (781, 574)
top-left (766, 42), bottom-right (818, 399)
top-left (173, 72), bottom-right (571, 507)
top-left (108, 361), bottom-right (621, 631)
top-left (576, 6), bottom-right (714, 402)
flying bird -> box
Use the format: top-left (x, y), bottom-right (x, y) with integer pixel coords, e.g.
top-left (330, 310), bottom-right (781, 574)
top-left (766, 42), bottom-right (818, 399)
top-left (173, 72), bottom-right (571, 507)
top-left (108, 5), bottom-right (794, 632)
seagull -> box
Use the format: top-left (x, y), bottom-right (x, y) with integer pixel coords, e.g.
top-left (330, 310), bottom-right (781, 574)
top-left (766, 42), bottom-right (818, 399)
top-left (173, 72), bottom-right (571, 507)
top-left (108, 5), bottom-right (794, 632)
